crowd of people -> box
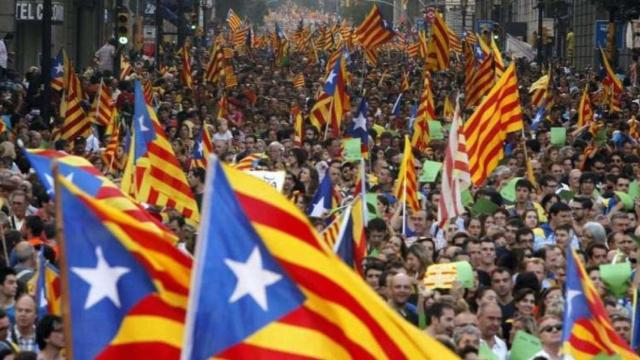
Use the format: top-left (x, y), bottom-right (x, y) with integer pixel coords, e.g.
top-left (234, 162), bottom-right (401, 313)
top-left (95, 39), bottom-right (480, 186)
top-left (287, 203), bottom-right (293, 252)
top-left (0, 2), bottom-right (637, 359)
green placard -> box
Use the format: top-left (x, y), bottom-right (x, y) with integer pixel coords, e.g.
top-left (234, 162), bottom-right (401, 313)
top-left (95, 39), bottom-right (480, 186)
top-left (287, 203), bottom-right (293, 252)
top-left (550, 127), bottom-right (567, 146)
top-left (365, 193), bottom-right (380, 220)
top-left (461, 188), bottom-right (474, 206)
top-left (629, 180), bottom-right (640, 201)
top-left (557, 189), bottom-right (575, 201)
top-left (471, 197), bottom-right (499, 216)
top-left (342, 138), bottom-right (362, 161)
top-left (479, 342), bottom-right (499, 360)
top-left (510, 331), bottom-right (542, 360)
top-left (428, 120), bottom-right (444, 140)
top-left (594, 127), bottom-right (608, 146)
top-left (454, 261), bottom-right (474, 289)
top-left (614, 191), bottom-right (634, 211)
top-left (600, 262), bottom-right (632, 298)
top-left (419, 160), bottom-right (443, 183)
top-left (499, 177), bottom-right (522, 204)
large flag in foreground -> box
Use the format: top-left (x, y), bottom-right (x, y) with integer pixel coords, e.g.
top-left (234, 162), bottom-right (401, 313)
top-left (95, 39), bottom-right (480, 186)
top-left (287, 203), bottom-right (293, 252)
top-left (181, 157), bottom-right (457, 359)
top-left (121, 81), bottom-right (199, 224)
top-left (25, 149), bottom-right (174, 241)
top-left (562, 247), bottom-right (637, 359)
top-left (463, 62), bottom-right (523, 186)
top-left (57, 177), bottom-right (192, 359)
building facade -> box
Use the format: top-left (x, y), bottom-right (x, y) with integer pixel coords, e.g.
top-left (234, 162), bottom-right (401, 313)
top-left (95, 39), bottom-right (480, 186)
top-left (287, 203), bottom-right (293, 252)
top-left (0, 0), bottom-right (129, 76)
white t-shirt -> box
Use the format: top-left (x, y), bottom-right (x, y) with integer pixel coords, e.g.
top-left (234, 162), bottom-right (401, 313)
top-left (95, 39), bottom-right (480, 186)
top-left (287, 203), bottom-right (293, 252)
top-left (212, 130), bottom-right (233, 142)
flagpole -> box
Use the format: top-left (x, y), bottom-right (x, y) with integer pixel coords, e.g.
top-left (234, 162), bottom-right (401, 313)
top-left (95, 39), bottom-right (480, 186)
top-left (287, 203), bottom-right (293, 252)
top-left (52, 160), bottom-right (74, 360)
top-left (402, 169), bottom-right (408, 236)
top-left (360, 158), bottom-right (368, 224)
top-left (360, 48), bottom-right (367, 96)
top-left (324, 98), bottom-right (335, 140)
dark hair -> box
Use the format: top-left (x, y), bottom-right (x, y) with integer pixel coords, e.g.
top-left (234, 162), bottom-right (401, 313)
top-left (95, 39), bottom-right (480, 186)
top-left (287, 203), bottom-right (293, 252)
top-left (366, 218), bottom-right (387, 233)
top-left (191, 167), bottom-right (206, 183)
top-left (364, 259), bottom-right (385, 276)
top-left (36, 315), bottom-right (63, 350)
top-left (573, 196), bottom-right (593, 210)
top-left (0, 267), bottom-right (15, 285)
top-left (514, 287), bottom-right (536, 304)
top-left (585, 241), bottom-right (608, 260)
top-left (425, 301), bottom-right (455, 325)
top-left (513, 271), bottom-right (540, 295)
top-left (25, 216), bottom-right (44, 237)
top-left (515, 179), bottom-right (534, 191)
top-left (579, 172), bottom-right (598, 184)
top-left (548, 202), bottom-right (571, 217)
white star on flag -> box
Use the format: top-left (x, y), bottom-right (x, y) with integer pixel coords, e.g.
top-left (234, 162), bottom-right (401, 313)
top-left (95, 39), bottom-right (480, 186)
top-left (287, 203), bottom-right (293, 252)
top-left (138, 115), bottom-right (150, 132)
top-left (353, 112), bottom-right (367, 131)
top-left (309, 196), bottom-right (328, 217)
top-left (54, 63), bottom-right (64, 75)
top-left (44, 172), bottom-right (75, 193)
top-left (71, 247), bottom-right (130, 309)
top-left (325, 70), bottom-right (337, 85)
top-left (224, 246), bottom-right (282, 311)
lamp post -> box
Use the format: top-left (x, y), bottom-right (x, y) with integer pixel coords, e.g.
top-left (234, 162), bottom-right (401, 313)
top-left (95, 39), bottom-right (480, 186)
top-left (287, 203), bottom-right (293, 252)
top-left (41, 0), bottom-right (52, 125)
top-left (536, 0), bottom-right (544, 65)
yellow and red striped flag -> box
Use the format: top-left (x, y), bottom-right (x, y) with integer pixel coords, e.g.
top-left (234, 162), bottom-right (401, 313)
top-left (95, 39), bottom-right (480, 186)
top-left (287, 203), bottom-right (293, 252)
top-left (563, 248), bottom-right (637, 359)
top-left (57, 175), bottom-right (191, 360)
top-left (233, 26), bottom-right (249, 49)
top-left (223, 47), bottom-right (234, 59)
top-left (226, 8), bottom-right (242, 31)
top-left (465, 53), bottom-right (495, 108)
top-left (191, 126), bottom-right (213, 170)
top-left (411, 73), bottom-right (436, 152)
top-left (577, 85), bottom-right (593, 128)
top-left (418, 30), bottom-right (429, 60)
top-left (324, 54), bottom-right (350, 138)
top-left (90, 79), bottom-right (114, 127)
top-left (600, 48), bottom-right (623, 112)
top-left (321, 213), bottom-right (342, 249)
top-left (233, 152), bottom-right (267, 171)
top-left (143, 80), bottom-right (153, 105)
top-left (119, 55), bottom-right (133, 81)
top-left (463, 63), bottom-right (524, 186)
top-left (293, 106), bottom-right (304, 146)
top-left (529, 73), bottom-right (551, 109)
top-left (182, 158), bottom-right (458, 359)
top-left (292, 73), bottom-right (305, 89)
top-left (26, 149), bottom-right (176, 245)
top-left (395, 136), bottom-right (421, 212)
top-left (426, 12), bottom-right (450, 71)
top-left (355, 5), bottom-right (395, 50)
top-left (217, 94), bottom-right (229, 120)
top-left (407, 41), bottom-right (420, 59)
top-left (102, 112), bottom-right (121, 174)
top-left (448, 26), bottom-right (462, 54)
top-left (491, 37), bottom-right (505, 79)
top-left (400, 71), bottom-right (410, 93)
top-left (58, 63), bottom-right (91, 141)
top-left (309, 92), bottom-right (332, 131)
top-left (364, 47), bottom-right (378, 67)
top-left (180, 45), bottom-right (193, 89)
top-left (205, 45), bottom-right (225, 84)
top-left (121, 81), bottom-right (199, 224)
top-left (224, 65), bottom-right (237, 89)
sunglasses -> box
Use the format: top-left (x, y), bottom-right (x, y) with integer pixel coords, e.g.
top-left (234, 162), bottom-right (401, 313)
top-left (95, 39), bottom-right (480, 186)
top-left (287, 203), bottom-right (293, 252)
top-left (541, 324), bottom-right (562, 333)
